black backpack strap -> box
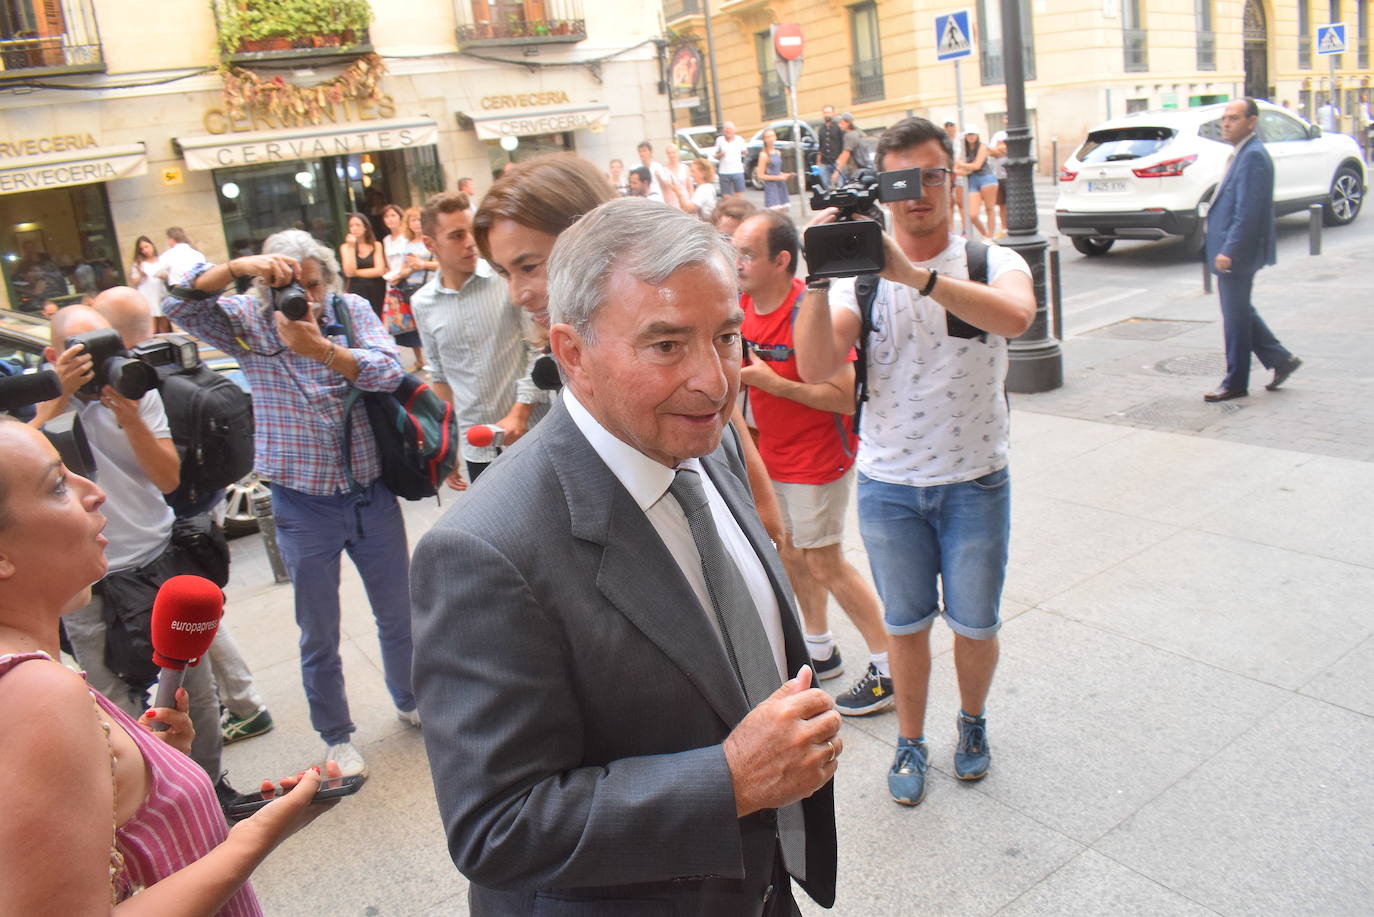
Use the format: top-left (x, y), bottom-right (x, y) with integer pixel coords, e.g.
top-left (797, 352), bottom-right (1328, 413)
top-left (965, 238), bottom-right (990, 285)
top-left (330, 295), bottom-right (367, 496)
top-left (852, 273), bottom-right (881, 430)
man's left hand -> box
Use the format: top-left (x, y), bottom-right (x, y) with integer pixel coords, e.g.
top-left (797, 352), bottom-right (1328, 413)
top-left (274, 310), bottom-right (327, 358)
top-left (1214, 253), bottom-right (1233, 273)
top-left (100, 385), bottom-right (142, 429)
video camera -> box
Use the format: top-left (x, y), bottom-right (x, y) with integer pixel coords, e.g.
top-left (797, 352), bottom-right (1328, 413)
top-left (65, 329), bottom-right (201, 400)
top-left (803, 167), bottom-right (928, 279)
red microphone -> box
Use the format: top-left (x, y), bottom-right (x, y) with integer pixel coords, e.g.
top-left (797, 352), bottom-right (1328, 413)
top-left (149, 575), bottom-right (223, 730)
top-left (466, 424), bottom-right (505, 448)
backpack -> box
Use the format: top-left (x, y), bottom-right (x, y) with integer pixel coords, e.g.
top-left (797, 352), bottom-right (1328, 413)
top-left (156, 358), bottom-right (255, 505)
top-left (853, 239), bottom-right (989, 428)
top-left (334, 296), bottom-right (458, 501)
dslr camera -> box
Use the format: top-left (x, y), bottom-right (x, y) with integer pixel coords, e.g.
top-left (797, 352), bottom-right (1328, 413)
top-left (271, 280), bottom-right (311, 320)
top-left (66, 329), bottom-right (201, 400)
top-left (803, 167), bottom-right (927, 279)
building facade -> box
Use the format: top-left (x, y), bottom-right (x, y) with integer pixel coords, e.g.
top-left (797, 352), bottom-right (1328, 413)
top-left (665, 0), bottom-right (1372, 174)
top-left (0, 0), bottom-right (671, 311)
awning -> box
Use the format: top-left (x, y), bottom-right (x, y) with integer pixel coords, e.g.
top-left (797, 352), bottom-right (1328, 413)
top-left (0, 143), bottom-right (147, 195)
top-left (178, 117), bottom-right (439, 171)
top-left (469, 105), bottom-right (610, 140)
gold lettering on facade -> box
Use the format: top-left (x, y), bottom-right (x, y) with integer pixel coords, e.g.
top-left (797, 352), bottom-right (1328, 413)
top-left (202, 95), bottom-right (399, 135)
top-left (0, 133), bottom-right (100, 159)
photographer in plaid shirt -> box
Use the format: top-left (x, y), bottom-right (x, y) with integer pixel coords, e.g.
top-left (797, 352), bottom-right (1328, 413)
top-left (165, 230), bottom-right (418, 780)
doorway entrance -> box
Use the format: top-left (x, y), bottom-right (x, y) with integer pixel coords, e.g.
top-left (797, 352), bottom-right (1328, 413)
top-left (1243, 0), bottom-right (1270, 101)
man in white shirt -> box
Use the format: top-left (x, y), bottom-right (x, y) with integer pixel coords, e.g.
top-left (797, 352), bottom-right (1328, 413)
top-left (1318, 97), bottom-right (1341, 133)
top-left (794, 117), bottom-right (1036, 807)
top-left (157, 227), bottom-right (206, 287)
top-left (713, 121), bottom-right (749, 196)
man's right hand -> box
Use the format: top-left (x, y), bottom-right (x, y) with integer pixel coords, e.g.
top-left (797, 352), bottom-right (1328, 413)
top-left (51, 344), bottom-right (93, 397)
top-left (723, 666), bottom-right (841, 816)
top-left (228, 254), bottom-right (300, 287)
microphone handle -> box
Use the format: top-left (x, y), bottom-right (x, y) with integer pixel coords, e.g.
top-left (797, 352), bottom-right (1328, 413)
top-left (150, 666), bottom-right (187, 732)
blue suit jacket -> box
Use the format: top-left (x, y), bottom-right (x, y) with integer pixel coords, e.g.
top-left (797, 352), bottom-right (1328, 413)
top-left (1205, 135), bottom-right (1278, 276)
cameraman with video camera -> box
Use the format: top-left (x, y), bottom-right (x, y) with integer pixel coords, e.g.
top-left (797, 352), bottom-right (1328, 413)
top-left (794, 117), bottom-right (1035, 808)
top-left (164, 231), bottom-right (418, 780)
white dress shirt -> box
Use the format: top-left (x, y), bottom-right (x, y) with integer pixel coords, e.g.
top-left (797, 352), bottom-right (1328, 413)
top-left (564, 388), bottom-right (789, 682)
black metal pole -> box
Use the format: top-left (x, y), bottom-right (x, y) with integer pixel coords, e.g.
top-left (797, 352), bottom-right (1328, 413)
top-left (1000, 0), bottom-right (1063, 393)
top-left (702, 0), bottom-right (724, 132)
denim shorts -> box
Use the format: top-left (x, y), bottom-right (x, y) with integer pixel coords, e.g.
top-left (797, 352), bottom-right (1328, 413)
top-left (856, 467), bottom-right (1011, 640)
top-left (719, 172), bottom-right (746, 195)
top-left (968, 172), bottom-right (999, 193)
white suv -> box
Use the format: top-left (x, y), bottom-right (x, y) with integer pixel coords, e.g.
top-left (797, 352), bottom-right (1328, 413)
top-left (1055, 101), bottom-right (1366, 255)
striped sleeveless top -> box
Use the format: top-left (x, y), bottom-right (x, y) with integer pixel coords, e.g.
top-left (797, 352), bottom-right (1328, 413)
top-left (0, 652), bottom-right (262, 915)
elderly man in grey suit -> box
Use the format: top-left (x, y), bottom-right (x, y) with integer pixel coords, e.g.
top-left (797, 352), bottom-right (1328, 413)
top-left (411, 197), bottom-right (840, 916)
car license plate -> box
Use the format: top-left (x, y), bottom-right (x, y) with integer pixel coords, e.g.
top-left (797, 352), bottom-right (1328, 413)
top-left (1087, 180), bottom-right (1127, 193)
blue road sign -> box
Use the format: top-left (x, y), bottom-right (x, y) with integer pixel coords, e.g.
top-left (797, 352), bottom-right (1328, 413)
top-left (935, 10), bottom-right (973, 62)
top-left (1317, 22), bottom-right (1346, 55)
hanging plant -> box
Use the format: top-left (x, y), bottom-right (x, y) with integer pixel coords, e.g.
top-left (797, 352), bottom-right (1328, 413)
top-left (216, 0), bottom-right (373, 56)
top-left (221, 53), bottom-right (387, 124)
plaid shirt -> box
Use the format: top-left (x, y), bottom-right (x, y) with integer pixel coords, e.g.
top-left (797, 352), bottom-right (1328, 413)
top-left (164, 265), bottom-right (403, 496)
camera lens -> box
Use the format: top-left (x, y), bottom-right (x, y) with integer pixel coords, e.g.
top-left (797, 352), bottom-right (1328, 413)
top-left (105, 357), bottom-right (158, 400)
top-left (274, 283), bottom-right (310, 321)
top-left (838, 232), bottom-right (862, 258)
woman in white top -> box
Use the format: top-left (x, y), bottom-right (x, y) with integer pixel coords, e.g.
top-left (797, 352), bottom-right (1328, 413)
top-left (664, 145), bottom-right (694, 197)
top-left (128, 236), bottom-right (170, 333)
top-left (377, 202), bottom-right (426, 369)
top-left (681, 158), bottom-right (718, 222)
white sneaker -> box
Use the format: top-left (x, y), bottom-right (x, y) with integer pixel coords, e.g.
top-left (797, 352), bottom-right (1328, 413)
top-left (325, 741), bottom-right (367, 778)
top-left (396, 707), bottom-right (421, 728)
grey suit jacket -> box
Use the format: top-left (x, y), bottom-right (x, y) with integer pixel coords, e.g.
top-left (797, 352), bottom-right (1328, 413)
top-left (411, 399), bottom-right (837, 916)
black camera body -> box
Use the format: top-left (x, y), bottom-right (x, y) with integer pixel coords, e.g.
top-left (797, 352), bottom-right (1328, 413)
top-left (271, 281), bottom-right (311, 321)
top-left (66, 328), bottom-right (159, 400)
top-left (804, 167), bottom-right (928, 279)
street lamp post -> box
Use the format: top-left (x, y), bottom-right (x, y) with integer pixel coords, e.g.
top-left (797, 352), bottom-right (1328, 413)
top-left (1000, 0), bottom-right (1062, 393)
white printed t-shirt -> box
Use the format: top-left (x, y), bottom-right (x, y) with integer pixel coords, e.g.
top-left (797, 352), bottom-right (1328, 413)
top-left (829, 234), bottom-right (1030, 487)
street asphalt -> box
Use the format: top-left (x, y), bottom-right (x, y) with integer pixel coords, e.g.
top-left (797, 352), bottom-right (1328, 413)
top-left (216, 185), bottom-right (1374, 915)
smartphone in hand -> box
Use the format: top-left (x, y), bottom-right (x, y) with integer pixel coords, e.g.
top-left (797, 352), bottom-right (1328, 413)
top-left (224, 773), bottom-right (366, 822)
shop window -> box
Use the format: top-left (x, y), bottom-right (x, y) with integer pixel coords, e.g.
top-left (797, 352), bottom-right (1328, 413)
top-left (1, 183), bottom-right (121, 313)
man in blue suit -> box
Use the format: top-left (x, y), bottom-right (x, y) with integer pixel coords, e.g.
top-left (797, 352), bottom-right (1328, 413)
top-left (1204, 98), bottom-right (1302, 402)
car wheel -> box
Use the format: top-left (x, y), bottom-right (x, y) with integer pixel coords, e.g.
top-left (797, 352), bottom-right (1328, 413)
top-left (1323, 166), bottom-right (1363, 226)
top-left (222, 471), bottom-right (270, 537)
top-left (1071, 237), bottom-right (1115, 256)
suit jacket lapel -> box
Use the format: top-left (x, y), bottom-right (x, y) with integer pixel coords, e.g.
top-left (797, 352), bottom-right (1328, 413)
top-left (541, 403), bottom-right (751, 726)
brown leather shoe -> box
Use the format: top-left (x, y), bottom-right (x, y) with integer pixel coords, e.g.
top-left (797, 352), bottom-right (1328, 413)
top-left (1203, 387), bottom-right (1248, 402)
top-left (1266, 356), bottom-right (1302, 391)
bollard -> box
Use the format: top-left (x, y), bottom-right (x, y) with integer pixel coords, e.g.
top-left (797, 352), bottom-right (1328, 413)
top-left (1199, 204), bottom-right (1212, 294)
top-left (1202, 250), bottom-right (1212, 294)
top-left (1309, 204), bottom-right (1323, 255)
top-left (250, 488), bottom-right (291, 584)
top-left (1048, 235), bottom-right (1064, 339)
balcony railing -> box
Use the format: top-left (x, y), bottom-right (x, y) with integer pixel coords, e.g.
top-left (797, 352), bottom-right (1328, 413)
top-left (456, 0), bottom-right (586, 46)
top-left (214, 1), bottom-right (373, 64)
top-left (1124, 28), bottom-right (1148, 72)
top-left (0, 0), bottom-right (103, 80)
top-left (851, 58), bottom-right (884, 104)
top-left (663, 0), bottom-right (700, 20)
top-left (760, 72), bottom-right (786, 120)
top-left (1197, 31), bottom-right (1215, 70)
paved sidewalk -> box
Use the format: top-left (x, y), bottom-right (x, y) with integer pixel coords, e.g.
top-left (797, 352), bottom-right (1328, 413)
top-left (219, 244), bottom-right (1374, 914)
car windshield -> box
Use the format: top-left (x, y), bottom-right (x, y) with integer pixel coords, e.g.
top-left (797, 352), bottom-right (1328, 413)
top-left (1076, 127), bottom-right (1176, 162)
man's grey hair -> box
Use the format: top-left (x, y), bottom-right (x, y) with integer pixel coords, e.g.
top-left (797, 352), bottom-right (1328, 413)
top-left (254, 229), bottom-right (341, 307)
top-left (547, 198), bottom-right (737, 343)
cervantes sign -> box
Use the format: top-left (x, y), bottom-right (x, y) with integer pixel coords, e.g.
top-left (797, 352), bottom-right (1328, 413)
top-left (178, 117), bottom-right (439, 170)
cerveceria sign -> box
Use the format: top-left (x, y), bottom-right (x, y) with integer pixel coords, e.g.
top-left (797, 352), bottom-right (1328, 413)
top-left (0, 134), bottom-right (100, 159)
top-left (0, 134), bottom-right (147, 196)
top-left (479, 90), bottom-right (571, 110)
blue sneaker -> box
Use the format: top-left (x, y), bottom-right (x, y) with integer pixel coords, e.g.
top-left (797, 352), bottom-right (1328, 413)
top-left (811, 648), bottom-right (844, 681)
top-left (888, 737), bottom-right (929, 806)
top-left (954, 712), bottom-right (991, 780)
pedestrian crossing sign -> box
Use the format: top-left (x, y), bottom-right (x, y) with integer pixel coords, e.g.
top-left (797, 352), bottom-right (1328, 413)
top-left (1317, 22), bottom-right (1346, 55)
top-left (935, 10), bottom-right (973, 61)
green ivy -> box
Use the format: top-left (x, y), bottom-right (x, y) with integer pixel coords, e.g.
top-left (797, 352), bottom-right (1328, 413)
top-left (215, 0), bottom-right (374, 54)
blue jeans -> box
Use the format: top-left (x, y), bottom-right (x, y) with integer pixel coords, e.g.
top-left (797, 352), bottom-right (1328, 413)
top-left (816, 162), bottom-right (839, 188)
top-left (720, 172), bottom-right (746, 195)
top-left (271, 479), bottom-right (415, 744)
top-left (1218, 270), bottom-right (1289, 392)
top-left (856, 467), bottom-right (1011, 640)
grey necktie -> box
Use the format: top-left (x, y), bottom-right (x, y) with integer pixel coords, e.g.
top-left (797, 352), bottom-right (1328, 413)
top-left (668, 468), bottom-right (807, 879)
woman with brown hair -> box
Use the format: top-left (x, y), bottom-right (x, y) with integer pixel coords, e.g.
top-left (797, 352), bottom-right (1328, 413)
top-left (0, 417), bottom-right (339, 915)
top-left (338, 212), bottom-right (387, 318)
top-left (377, 203), bottom-right (425, 369)
top-left (129, 236), bottom-right (171, 333)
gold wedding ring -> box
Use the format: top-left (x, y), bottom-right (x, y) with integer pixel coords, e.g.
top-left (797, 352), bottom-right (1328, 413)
top-left (825, 740), bottom-right (836, 764)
